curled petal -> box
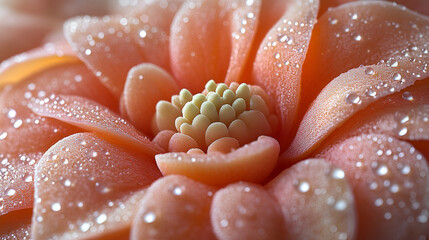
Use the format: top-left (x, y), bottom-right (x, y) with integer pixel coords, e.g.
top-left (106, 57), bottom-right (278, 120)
top-left (170, 0), bottom-right (261, 92)
top-left (64, 1), bottom-right (184, 97)
top-left (122, 63), bottom-right (179, 135)
top-left (301, 1), bottom-right (429, 113)
top-left (253, 0), bottom-right (319, 146)
top-left (156, 136), bottom-right (279, 187)
top-left (211, 182), bottom-right (286, 240)
top-left (28, 94), bottom-right (164, 157)
top-left (0, 209), bottom-right (32, 239)
top-left (318, 134), bottom-right (429, 239)
top-left (32, 133), bottom-right (161, 239)
top-left (131, 175), bottom-right (216, 240)
top-left (266, 159), bottom-right (356, 240)
top-left (314, 79), bottom-right (429, 156)
top-left (0, 59), bottom-right (114, 215)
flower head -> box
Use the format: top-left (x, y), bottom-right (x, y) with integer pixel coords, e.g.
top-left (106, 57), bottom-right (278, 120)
top-left (0, 0), bottom-right (428, 239)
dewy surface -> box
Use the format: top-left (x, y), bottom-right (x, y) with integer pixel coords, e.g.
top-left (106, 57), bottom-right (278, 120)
top-left (153, 80), bottom-right (279, 153)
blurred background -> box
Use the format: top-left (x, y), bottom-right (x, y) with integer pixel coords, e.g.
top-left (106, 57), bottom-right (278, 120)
top-left (0, 0), bottom-right (119, 62)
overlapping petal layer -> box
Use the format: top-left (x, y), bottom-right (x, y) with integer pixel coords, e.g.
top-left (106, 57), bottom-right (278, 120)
top-left (32, 132), bottom-right (161, 239)
top-left (318, 134), bottom-right (429, 239)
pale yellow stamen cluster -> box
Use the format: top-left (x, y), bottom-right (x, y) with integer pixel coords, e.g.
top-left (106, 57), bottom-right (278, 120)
top-left (152, 80), bottom-right (278, 152)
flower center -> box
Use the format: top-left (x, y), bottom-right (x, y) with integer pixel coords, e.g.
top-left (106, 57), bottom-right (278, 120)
top-left (152, 80), bottom-right (278, 153)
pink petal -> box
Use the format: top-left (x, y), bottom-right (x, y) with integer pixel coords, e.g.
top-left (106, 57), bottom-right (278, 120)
top-left (252, 0), bottom-right (319, 146)
top-left (156, 136), bottom-right (279, 187)
top-left (170, 0), bottom-right (261, 92)
top-left (32, 132), bottom-right (161, 239)
top-left (28, 94), bottom-right (164, 157)
top-left (0, 59), bottom-right (115, 215)
top-left (64, 0), bottom-right (185, 97)
top-left (122, 63), bottom-right (179, 135)
top-left (0, 209), bottom-right (32, 239)
top-left (131, 175), bottom-right (216, 239)
top-left (266, 159), bottom-right (356, 240)
top-left (301, 1), bottom-right (429, 115)
top-left (211, 182), bottom-right (286, 239)
top-left (318, 134), bottom-right (429, 239)
top-left (285, 2), bottom-right (429, 162)
top-left (314, 79), bottom-right (429, 156)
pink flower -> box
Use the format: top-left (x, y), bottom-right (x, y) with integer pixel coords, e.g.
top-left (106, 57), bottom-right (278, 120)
top-left (0, 0), bottom-right (428, 239)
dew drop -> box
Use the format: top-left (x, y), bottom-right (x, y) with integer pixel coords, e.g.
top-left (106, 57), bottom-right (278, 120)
top-left (220, 219), bottom-right (229, 227)
top-left (354, 35), bottom-right (362, 41)
top-left (84, 49), bottom-right (92, 56)
top-left (345, 92), bottom-right (361, 105)
top-left (364, 67), bottom-right (375, 75)
top-left (139, 30), bottom-right (147, 38)
top-left (5, 188), bottom-right (16, 196)
top-left (331, 168), bottom-right (345, 179)
top-left (376, 165), bottom-right (389, 176)
top-left (7, 109), bottom-right (16, 119)
top-left (96, 213), bottom-right (107, 224)
top-left (80, 222), bottom-right (91, 232)
top-left (402, 92), bottom-right (414, 101)
top-left (0, 132), bottom-right (7, 140)
top-left (51, 202), bottom-right (61, 212)
top-left (401, 165), bottom-right (411, 175)
top-left (144, 211), bottom-right (156, 223)
top-left (295, 180), bottom-right (310, 193)
top-left (392, 73), bottom-right (401, 81)
top-left (398, 127), bottom-right (408, 136)
top-left (64, 179), bottom-right (71, 187)
top-left (334, 199), bottom-right (347, 211)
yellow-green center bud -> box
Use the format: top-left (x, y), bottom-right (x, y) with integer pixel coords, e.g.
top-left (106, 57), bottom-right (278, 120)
top-left (153, 80), bottom-right (278, 153)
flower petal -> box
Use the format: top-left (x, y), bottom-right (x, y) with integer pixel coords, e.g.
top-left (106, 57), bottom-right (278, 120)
top-left (32, 132), bottom-right (161, 239)
top-left (266, 159), bottom-right (356, 240)
top-left (211, 182), bottom-right (286, 239)
top-left (131, 175), bottom-right (216, 239)
top-left (29, 94), bottom-right (164, 157)
top-left (318, 134), bottom-right (429, 239)
top-left (0, 60), bottom-right (115, 215)
top-left (252, 0), bottom-right (319, 146)
top-left (156, 136), bottom-right (279, 187)
top-left (64, 0), bottom-right (184, 97)
top-left (0, 209), bottom-right (32, 239)
top-left (301, 1), bottom-right (429, 113)
top-left (314, 79), bottom-right (429, 156)
top-left (122, 63), bottom-right (179, 135)
top-left (0, 42), bottom-right (78, 89)
top-left (170, 0), bottom-right (261, 92)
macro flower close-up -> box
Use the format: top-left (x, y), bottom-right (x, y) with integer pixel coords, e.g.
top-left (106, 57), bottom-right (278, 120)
top-left (0, 0), bottom-right (428, 239)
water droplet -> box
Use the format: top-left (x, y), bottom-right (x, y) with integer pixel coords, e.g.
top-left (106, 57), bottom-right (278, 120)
top-left (96, 213), bottom-right (107, 224)
top-left (220, 219), bottom-right (229, 227)
top-left (139, 30), bottom-right (147, 38)
top-left (331, 168), bottom-right (345, 179)
top-left (377, 165), bottom-right (389, 176)
top-left (401, 165), bottom-right (411, 175)
top-left (384, 212), bottom-right (392, 220)
top-left (64, 179), bottom-right (71, 187)
top-left (51, 202), bottom-right (61, 212)
top-left (144, 211), bottom-right (156, 223)
top-left (354, 35), bottom-right (362, 41)
top-left (274, 52), bottom-right (280, 59)
top-left (0, 132), bottom-right (7, 140)
top-left (13, 119), bottom-right (23, 128)
top-left (5, 188), bottom-right (16, 196)
top-left (402, 92), bottom-right (414, 101)
top-left (295, 180), bottom-right (310, 193)
top-left (7, 109), bottom-right (16, 118)
top-left (375, 198), bottom-right (383, 207)
top-left (84, 49), bottom-right (92, 56)
top-left (334, 199), bottom-right (347, 211)
top-left (279, 34), bottom-right (288, 42)
top-left (390, 184), bottom-right (399, 193)
top-left (80, 222), bottom-right (91, 232)
top-left (392, 73), bottom-right (401, 81)
top-left (345, 92), bottom-right (361, 105)
top-left (398, 127), bottom-right (408, 136)
top-left (330, 19), bottom-right (338, 25)
top-left (364, 67), bottom-right (375, 75)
